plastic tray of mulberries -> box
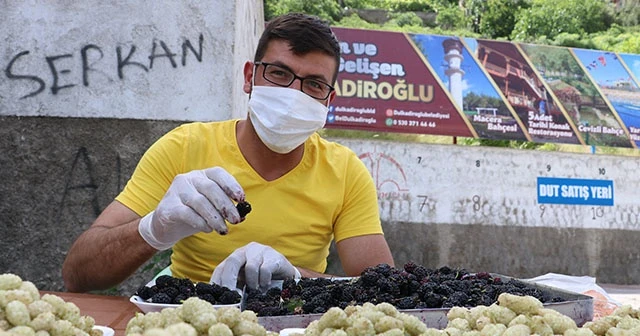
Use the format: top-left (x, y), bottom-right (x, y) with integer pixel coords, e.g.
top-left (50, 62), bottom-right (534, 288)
top-left (130, 275), bottom-right (242, 313)
top-left (243, 274), bottom-right (593, 332)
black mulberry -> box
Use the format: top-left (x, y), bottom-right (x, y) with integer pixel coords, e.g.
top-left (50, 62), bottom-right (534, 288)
top-left (150, 292), bottom-right (172, 304)
top-left (135, 285), bottom-right (156, 300)
top-left (137, 275), bottom-right (240, 305)
top-left (195, 282), bottom-right (216, 296)
top-left (219, 290), bottom-right (242, 304)
top-left (236, 201), bottom-right (252, 217)
top-left (155, 275), bottom-right (177, 289)
top-left (241, 262), bottom-right (569, 316)
top-left (395, 296), bottom-right (418, 309)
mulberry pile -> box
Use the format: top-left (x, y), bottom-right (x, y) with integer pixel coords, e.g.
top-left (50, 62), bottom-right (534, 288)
top-left (244, 262), bottom-right (564, 316)
top-left (135, 275), bottom-right (241, 306)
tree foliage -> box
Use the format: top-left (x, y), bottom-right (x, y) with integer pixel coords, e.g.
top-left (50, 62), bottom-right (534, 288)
top-left (264, 0), bottom-right (634, 50)
top-left (265, 0), bottom-right (343, 21)
top-left (434, 4), bottom-right (468, 30)
top-left (510, 0), bottom-right (614, 41)
top-left (478, 0), bottom-right (527, 39)
top-left (613, 0), bottom-right (640, 27)
top-left (387, 0), bottom-right (435, 12)
top-left (389, 11), bottom-right (424, 27)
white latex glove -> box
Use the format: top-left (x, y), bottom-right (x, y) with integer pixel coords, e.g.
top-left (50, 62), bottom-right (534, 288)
top-left (138, 167), bottom-right (245, 251)
top-left (211, 242), bottom-right (301, 290)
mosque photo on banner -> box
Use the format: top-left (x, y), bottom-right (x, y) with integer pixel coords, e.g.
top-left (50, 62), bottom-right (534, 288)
top-left (327, 27), bottom-right (476, 138)
top-left (520, 44), bottom-right (633, 148)
top-left (467, 38), bottom-right (581, 145)
top-left (573, 48), bottom-right (640, 147)
top-left (409, 34), bottom-right (529, 141)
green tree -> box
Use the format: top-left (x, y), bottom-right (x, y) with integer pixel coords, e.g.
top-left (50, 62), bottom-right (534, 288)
top-left (613, 0), bottom-right (640, 26)
top-left (337, 12), bottom-right (383, 28)
top-left (386, 0), bottom-right (434, 12)
top-left (478, 0), bottom-right (526, 39)
top-left (342, 0), bottom-right (388, 10)
top-left (618, 34), bottom-right (640, 54)
top-left (265, 0), bottom-right (343, 22)
top-left (511, 0), bottom-right (614, 41)
top-left (551, 33), bottom-right (597, 49)
top-left (464, 0), bottom-right (484, 34)
top-left (389, 11), bottom-right (424, 27)
top-left (435, 4), bottom-right (467, 30)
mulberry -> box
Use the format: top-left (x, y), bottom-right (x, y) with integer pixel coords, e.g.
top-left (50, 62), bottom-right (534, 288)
top-left (150, 292), bottom-right (172, 304)
top-left (135, 275), bottom-right (240, 305)
top-left (236, 201), bottom-right (252, 217)
top-left (219, 290), bottom-right (241, 304)
top-left (395, 296), bottom-right (418, 309)
top-left (195, 282), bottom-right (215, 296)
top-left (155, 275), bottom-right (177, 289)
top-left (242, 262), bottom-right (569, 316)
top-left (135, 285), bottom-right (156, 300)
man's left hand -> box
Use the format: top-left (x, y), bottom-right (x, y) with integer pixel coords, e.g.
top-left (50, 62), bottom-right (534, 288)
top-left (210, 242), bottom-right (301, 290)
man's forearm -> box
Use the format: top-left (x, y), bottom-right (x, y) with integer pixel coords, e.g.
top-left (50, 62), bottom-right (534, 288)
top-left (62, 219), bottom-right (157, 292)
top-left (297, 267), bottom-right (338, 279)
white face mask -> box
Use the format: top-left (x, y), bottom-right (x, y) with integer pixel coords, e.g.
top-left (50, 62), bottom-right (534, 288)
top-left (248, 85), bottom-right (329, 154)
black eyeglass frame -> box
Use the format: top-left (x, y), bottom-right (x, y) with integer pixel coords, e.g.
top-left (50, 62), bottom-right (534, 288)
top-left (254, 61), bottom-right (335, 100)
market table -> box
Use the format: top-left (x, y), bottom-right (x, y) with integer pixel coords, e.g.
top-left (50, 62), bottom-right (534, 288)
top-left (40, 291), bottom-right (139, 336)
top-left (37, 286), bottom-right (637, 335)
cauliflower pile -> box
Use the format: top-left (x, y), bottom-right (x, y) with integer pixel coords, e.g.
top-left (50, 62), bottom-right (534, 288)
top-left (0, 273), bottom-right (101, 336)
top-left (125, 296), bottom-right (278, 336)
top-left (290, 293), bottom-right (640, 336)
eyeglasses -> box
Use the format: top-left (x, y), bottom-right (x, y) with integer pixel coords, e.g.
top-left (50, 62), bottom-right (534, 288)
top-left (254, 61), bottom-right (334, 100)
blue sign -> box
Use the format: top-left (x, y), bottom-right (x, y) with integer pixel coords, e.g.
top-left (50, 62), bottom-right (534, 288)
top-left (537, 177), bottom-right (614, 206)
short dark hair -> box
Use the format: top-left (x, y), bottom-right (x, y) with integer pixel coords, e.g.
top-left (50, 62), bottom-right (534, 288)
top-left (254, 13), bottom-right (341, 83)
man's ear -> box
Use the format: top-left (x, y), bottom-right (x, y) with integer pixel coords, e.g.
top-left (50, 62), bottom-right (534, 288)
top-left (327, 89), bottom-right (337, 105)
top-left (243, 61), bottom-right (254, 94)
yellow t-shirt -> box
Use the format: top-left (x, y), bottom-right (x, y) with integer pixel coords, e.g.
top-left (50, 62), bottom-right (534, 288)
top-left (116, 120), bottom-right (383, 283)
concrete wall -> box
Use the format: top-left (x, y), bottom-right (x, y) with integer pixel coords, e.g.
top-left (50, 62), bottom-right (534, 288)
top-left (0, 116), bottom-right (183, 294)
top-left (0, 0), bottom-right (263, 294)
top-left (325, 140), bottom-right (640, 285)
top-left (1, 1), bottom-right (261, 121)
top-left (2, 1), bottom-right (639, 296)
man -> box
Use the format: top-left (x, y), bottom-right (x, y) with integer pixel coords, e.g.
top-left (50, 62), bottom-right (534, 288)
top-left (62, 12), bottom-right (394, 293)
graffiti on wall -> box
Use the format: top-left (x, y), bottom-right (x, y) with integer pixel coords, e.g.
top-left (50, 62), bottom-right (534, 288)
top-left (4, 34), bottom-right (203, 99)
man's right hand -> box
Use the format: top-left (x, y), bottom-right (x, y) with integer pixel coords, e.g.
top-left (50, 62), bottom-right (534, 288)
top-left (138, 167), bottom-right (245, 250)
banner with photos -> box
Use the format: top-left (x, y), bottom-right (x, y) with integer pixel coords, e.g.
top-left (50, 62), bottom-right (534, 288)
top-left (326, 27), bottom-right (640, 149)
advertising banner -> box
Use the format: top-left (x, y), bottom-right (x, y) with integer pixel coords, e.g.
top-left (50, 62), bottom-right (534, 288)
top-left (327, 27), bottom-right (640, 149)
top-left (327, 27), bottom-right (475, 137)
